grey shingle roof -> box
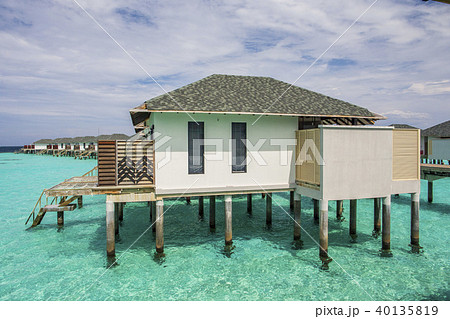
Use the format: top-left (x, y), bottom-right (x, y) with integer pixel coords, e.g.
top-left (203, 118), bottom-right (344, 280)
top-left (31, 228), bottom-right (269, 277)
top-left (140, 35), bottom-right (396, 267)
top-left (389, 124), bottom-right (418, 129)
top-left (143, 74), bottom-right (381, 118)
top-left (422, 120), bottom-right (450, 137)
top-left (33, 134), bottom-right (129, 144)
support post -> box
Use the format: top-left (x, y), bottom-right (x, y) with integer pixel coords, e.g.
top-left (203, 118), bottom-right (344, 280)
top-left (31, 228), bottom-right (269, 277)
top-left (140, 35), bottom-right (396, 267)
top-left (290, 191), bottom-right (294, 211)
top-left (57, 212), bottom-right (64, 227)
top-left (118, 203), bottom-right (123, 221)
top-left (411, 193), bottom-right (421, 253)
top-left (266, 193), bottom-right (272, 226)
top-left (149, 201), bottom-right (153, 222)
top-left (381, 196), bottom-right (392, 257)
top-left (198, 196), bottom-right (204, 219)
top-left (77, 196), bottom-right (83, 208)
top-left (319, 199), bottom-right (331, 269)
top-left (224, 195), bottom-right (232, 245)
top-left (313, 199), bottom-right (319, 223)
top-left (349, 199), bottom-right (357, 241)
top-left (336, 200), bottom-right (343, 221)
top-left (247, 194), bottom-right (252, 214)
top-left (155, 200), bottom-right (164, 254)
top-left (293, 193), bottom-right (302, 246)
top-left (373, 198), bottom-right (381, 237)
top-left (106, 201), bottom-right (115, 257)
top-left (114, 203), bottom-right (119, 235)
top-left (152, 201), bottom-right (156, 233)
top-left (428, 181), bottom-right (433, 203)
top-left (209, 196), bottom-right (216, 230)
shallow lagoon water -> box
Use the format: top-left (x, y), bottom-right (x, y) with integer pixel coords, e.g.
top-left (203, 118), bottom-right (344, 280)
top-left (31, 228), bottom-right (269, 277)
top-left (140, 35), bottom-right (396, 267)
top-left (0, 153), bottom-right (448, 300)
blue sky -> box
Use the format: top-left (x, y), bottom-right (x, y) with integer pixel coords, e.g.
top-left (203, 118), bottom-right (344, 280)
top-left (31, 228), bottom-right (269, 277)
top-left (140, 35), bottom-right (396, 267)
top-left (1, 0), bottom-right (449, 145)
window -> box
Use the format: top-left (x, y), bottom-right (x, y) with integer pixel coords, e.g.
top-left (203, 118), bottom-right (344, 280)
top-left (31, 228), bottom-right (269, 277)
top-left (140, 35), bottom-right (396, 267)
top-left (232, 122), bottom-right (247, 173)
top-left (188, 122), bottom-right (204, 174)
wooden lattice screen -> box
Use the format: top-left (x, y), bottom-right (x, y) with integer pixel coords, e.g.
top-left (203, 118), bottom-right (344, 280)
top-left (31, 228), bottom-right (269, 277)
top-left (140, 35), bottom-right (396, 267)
top-left (97, 140), bottom-right (154, 187)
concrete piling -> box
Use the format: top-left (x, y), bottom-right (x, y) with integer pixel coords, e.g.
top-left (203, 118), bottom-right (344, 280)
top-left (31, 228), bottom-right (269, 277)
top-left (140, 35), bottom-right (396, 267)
top-left (155, 200), bottom-right (164, 254)
top-left (114, 203), bottom-right (119, 235)
top-left (428, 181), bottom-right (433, 203)
top-left (77, 196), bottom-right (83, 208)
top-left (106, 201), bottom-right (115, 257)
top-left (199, 196), bottom-right (204, 219)
top-left (57, 212), bottom-right (64, 227)
top-left (266, 193), bottom-right (272, 226)
top-left (373, 198), bottom-right (381, 237)
top-left (313, 199), bottom-right (319, 223)
top-left (336, 200), bottom-right (343, 221)
top-left (290, 191), bottom-right (294, 211)
top-left (349, 199), bottom-right (357, 241)
top-left (381, 196), bottom-right (392, 257)
top-left (224, 195), bottom-right (232, 246)
top-left (293, 193), bottom-right (302, 244)
top-left (152, 201), bottom-right (156, 233)
top-left (411, 192), bottom-right (421, 253)
top-left (209, 196), bottom-right (216, 230)
top-left (319, 199), bottom-right (331, 269)
top-left (118, 203), bottom-right (123, 221)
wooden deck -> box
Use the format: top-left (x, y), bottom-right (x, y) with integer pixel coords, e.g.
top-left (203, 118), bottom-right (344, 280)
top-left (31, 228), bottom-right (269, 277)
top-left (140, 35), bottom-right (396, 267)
top-left (46, 176), bottom-right (99, 197)
top-left (420, 163), bottom-right (450, 178)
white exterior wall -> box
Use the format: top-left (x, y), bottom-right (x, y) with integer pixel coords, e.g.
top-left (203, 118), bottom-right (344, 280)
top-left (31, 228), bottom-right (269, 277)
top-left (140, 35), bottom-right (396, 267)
top-left (428, 137), bottom-right (450, 160)
top-left (307, 125), bottom-right (421, 201)
top-left (151, 112), bottom-right (297, 195)
top-left (321, 126), bottom-right (394, 200)
top-left (34, 144), bottom-right (47, 150)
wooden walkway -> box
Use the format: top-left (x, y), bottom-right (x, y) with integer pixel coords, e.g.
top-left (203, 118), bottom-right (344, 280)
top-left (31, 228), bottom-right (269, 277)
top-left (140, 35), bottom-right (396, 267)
top-left (420, 163), bottom-right (450, 203)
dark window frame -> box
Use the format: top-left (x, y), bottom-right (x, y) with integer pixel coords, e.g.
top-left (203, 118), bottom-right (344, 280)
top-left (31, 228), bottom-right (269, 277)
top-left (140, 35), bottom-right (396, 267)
top-left (231, 122), bottom-right (247, 173)
top-left (188, 121), bottom-right (205, 174)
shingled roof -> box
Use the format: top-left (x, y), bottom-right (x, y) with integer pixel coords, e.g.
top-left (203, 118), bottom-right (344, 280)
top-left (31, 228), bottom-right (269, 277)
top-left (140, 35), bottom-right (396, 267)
top-left (389, 124), bottom-right (418, 129)
top-left (134, 74), bottom-right (382, 120)
top-left (422, 120), bottom-right (450, 137)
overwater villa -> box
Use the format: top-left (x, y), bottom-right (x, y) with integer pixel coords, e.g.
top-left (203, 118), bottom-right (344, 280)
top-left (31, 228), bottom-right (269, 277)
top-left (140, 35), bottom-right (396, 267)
top-left (27, 74), bottom-right (430, 269)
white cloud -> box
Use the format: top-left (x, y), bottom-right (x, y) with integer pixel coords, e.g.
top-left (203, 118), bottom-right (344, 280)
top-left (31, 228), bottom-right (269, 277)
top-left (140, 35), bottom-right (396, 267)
top-left (407, 80), bottom-right (450, 95)
top-left (0, 0), bottom-right (450, 143)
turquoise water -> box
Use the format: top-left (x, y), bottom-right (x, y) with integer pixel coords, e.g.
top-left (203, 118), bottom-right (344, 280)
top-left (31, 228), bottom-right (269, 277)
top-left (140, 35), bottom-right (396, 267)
top-left (0, 153), bottom-right (448, 301)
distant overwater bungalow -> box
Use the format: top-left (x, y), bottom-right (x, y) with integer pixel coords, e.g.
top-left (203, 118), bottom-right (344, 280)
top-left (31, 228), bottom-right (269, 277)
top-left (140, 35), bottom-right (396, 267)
top-left (25, 74), bottom-right (450, 269)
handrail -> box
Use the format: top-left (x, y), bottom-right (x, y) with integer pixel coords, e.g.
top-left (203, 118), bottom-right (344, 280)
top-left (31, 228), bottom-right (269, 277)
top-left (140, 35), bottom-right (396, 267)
top-left (82, 166), bottom-right (98, 177)
top-left (25, 189), bottom-right (46, 225)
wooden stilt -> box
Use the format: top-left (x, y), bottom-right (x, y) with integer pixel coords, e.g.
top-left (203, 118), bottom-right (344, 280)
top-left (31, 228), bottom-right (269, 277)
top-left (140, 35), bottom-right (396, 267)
top-left (411, 193), bottom-right (421, 253)
top-left (57, 212), bottom-right (64, 226)
top-left (118, 203), bottom-right (123, 221)
top-left (293, 193), bottom-right (302, 244)
top-left (77, 196), bottom-right (83, 208)
top-left (224, 195), bottom-right (232, 245)
top-left (373, 198), bottom-right (381, 237)
top-left (114, 203), bottom-right (119, 235)
top-left (149, 201), bottom-right (153, 222)
top-left (319, 199), bottom-right (331, 269)
top-left (155, 200), bottom-right (164, 254)
top-left (152, 201), bottom-right (156, 233)
top-left (381, 196), bottom-right (392, 257)
top-left (198, 196), bottom-right (204, 219)
top-left (106, 201), bottom-right (115, 257)
top-left (290, 191), bottom-right (294, 211)
top-left (336, 200), bottom-right (343, 220)
top-left (266, 193), bottom-right (272, 226)
top-left (428, 181), bottom-right (433, 203)
top-left (247, 194), bottom-right (252, 214)
top-left (209, 196), bottom-right (216, 230)
top-left (313, 199), bottom-right (319, 223)
top-left (349, 199), bottom-right (357, 241)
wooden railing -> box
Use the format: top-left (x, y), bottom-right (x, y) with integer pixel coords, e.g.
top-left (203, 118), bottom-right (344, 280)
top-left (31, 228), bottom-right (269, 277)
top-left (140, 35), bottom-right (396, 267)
top-left (98, 140), bottom-right (154, 187)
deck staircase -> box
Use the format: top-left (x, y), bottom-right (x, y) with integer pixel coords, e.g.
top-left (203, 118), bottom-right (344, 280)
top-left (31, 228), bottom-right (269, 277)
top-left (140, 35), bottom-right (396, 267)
top-left (26, 192), bottom-right (79, 227)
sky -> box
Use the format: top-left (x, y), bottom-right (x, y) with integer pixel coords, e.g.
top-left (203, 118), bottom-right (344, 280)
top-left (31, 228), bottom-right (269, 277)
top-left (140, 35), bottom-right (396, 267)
top-left (0, 0), bottom-right (449, 145)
